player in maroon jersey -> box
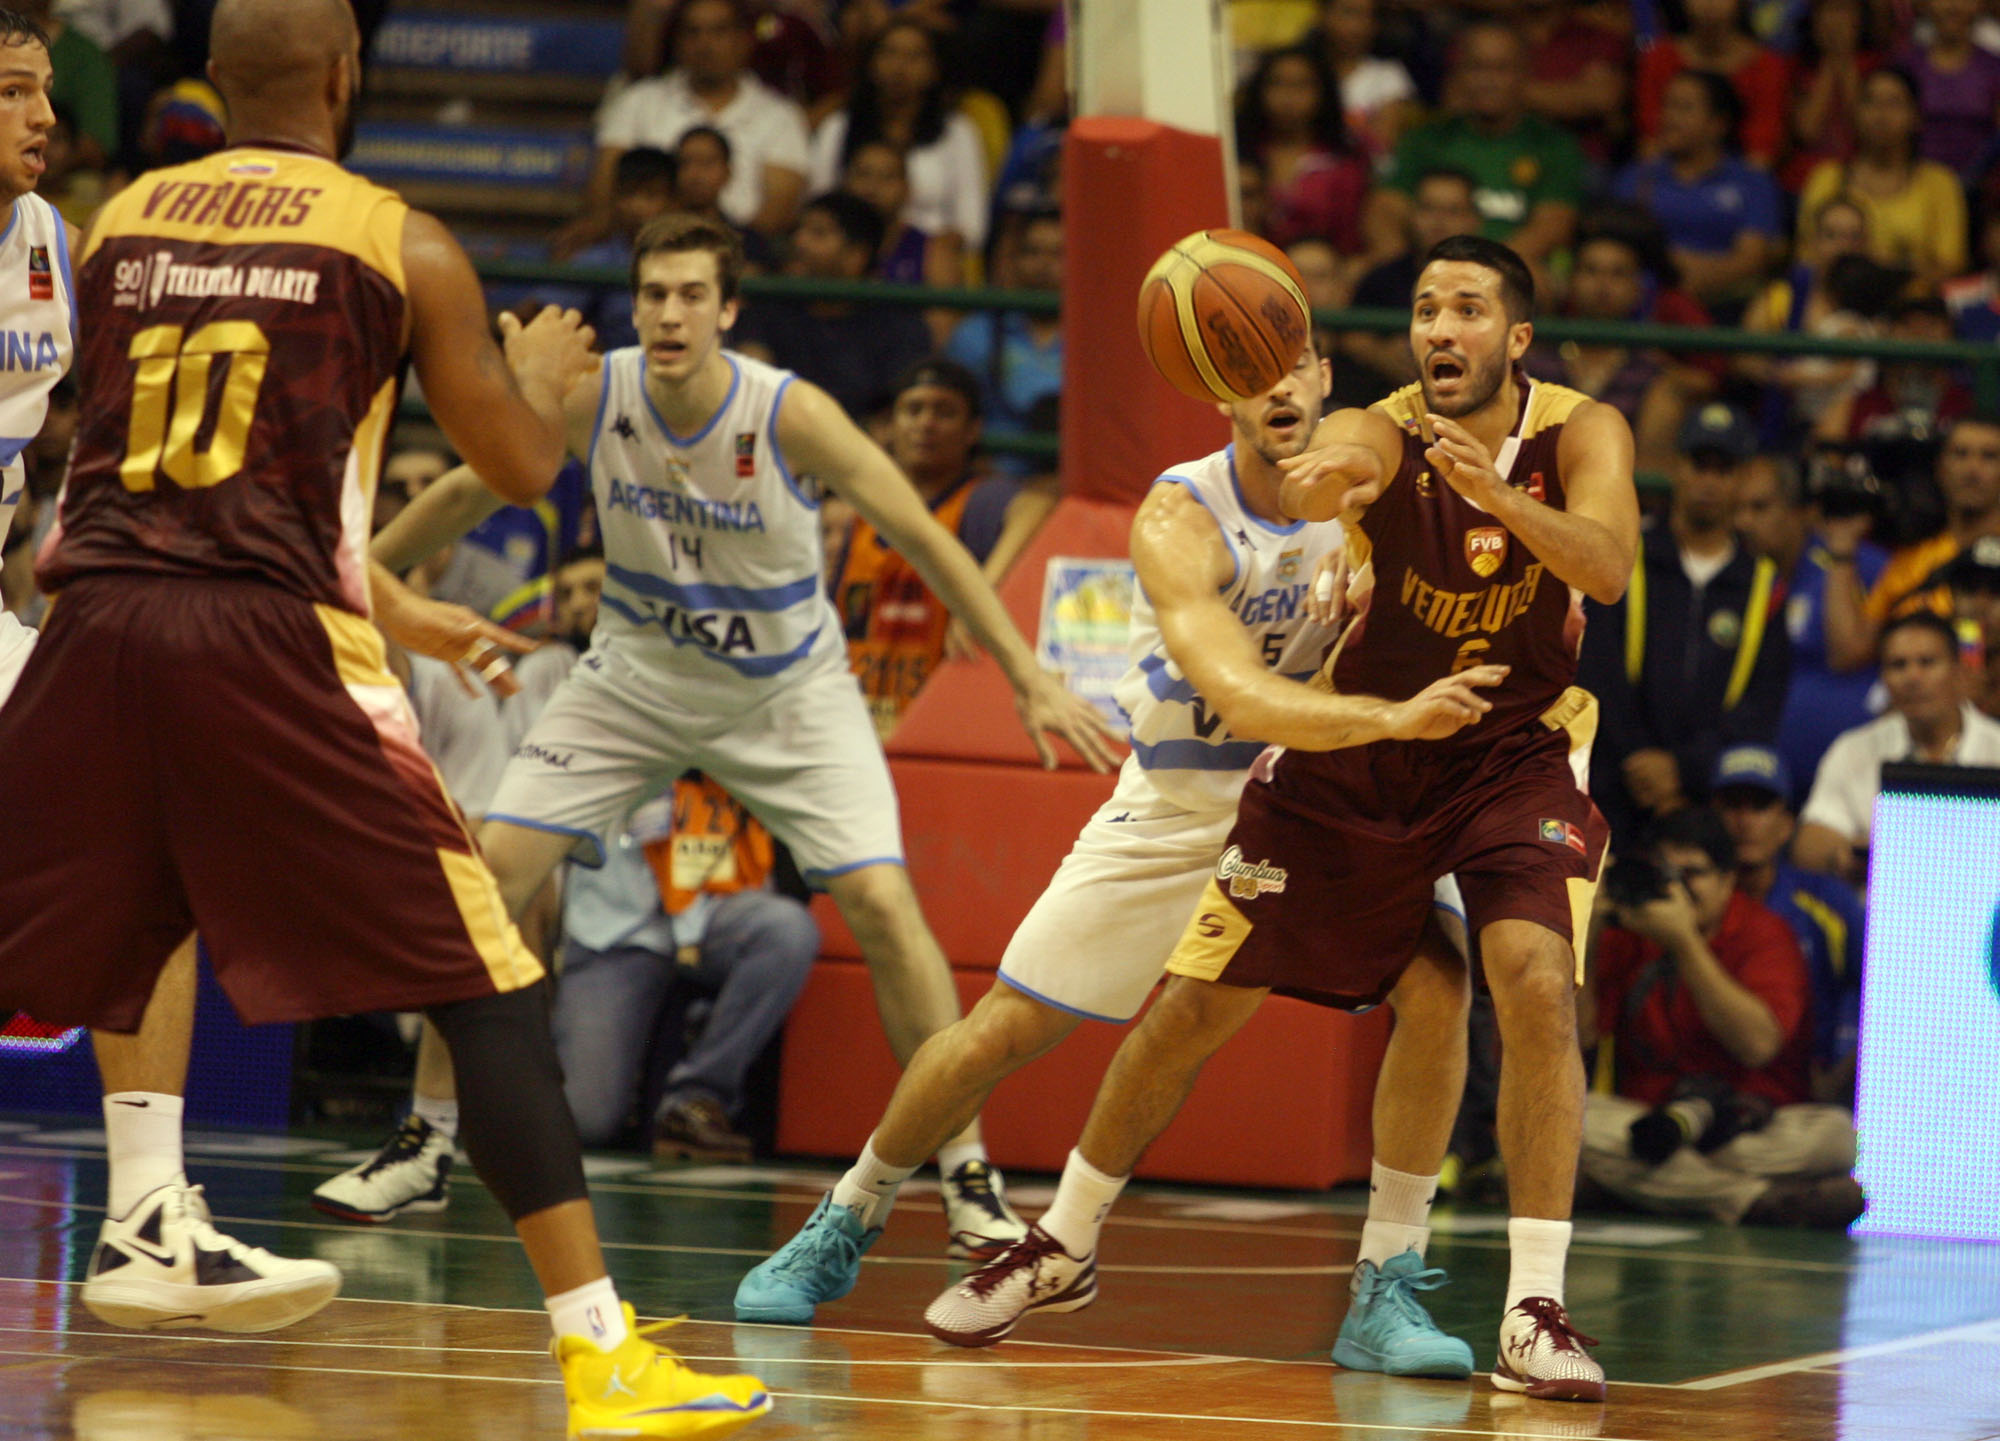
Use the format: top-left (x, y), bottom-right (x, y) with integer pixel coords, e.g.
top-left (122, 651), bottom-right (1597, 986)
top-left (927, 237), bottom-right (1637, 1405)
top-left (0, 0), bottom-right (769, 1432)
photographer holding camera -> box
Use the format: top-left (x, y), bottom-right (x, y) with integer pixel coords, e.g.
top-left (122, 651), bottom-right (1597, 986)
top-left (1577, 808), bottom-right (1864, 1228)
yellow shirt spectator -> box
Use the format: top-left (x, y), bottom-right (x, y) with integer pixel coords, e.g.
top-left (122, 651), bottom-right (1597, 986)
top-left (1795, 159), bottom-right (1967, 288)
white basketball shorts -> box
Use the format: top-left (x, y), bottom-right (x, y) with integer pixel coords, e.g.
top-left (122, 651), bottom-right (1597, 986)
top-left (998, 756), bottom-right (1467, 1022)
top-left (0, 611), bottom-right (34, 710)
top-left (482, 646), bottom-right (901, 883)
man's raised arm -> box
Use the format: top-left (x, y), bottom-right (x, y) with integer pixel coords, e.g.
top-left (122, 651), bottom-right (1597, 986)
top-left (402, 208), bottom-right (596, 505)
top-left (1135, 485), bottom-right (1507, 751)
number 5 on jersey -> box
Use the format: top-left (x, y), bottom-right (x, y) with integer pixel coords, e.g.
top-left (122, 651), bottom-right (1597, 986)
top-left (119, 321), bottom-right (271, 492)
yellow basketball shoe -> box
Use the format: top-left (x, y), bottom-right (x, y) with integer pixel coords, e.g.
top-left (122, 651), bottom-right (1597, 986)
top-left (556, 1304), bottom-right (772, 1439)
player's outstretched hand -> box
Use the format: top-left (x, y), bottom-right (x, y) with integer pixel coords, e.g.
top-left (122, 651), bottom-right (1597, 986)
top-left (1275, 443), bottom-right (1384, 522)
top-left (500, 305), bottom-right (599, 400)
top-left (377, 587), bottom-right (538, 698)
top-left (1384, 665), bottom-right (1509, 741)
top-left (1014, 671), bottom-right (1126, 773)
top-left (1423, 415), bottom-right (1504, 502)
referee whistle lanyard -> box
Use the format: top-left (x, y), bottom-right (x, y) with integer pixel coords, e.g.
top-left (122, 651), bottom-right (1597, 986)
top-left (1623, 550), bottom-right (1778, 712)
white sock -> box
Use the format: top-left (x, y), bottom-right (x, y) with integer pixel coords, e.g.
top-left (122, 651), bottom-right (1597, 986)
top-left (1358, 1160), bottom-right (1439, 1267)
top-left (831, 1136), bottom-right (917, 1231)
top-left (1037, 1148), bottom-right (1127, 1258)
top-left (1505, 1217), bottom-right (1572, 1311)
top-left (934, 1136), bottom-right (985, 1180)
top-left (547, 1275), bottom-right (628, 1351)
top-left (103, 1092), bottom-right (186, 1218)
top-left (410, 1094), bottom-right (459, 1143)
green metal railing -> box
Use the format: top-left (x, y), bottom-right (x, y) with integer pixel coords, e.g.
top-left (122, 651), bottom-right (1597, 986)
top-left (405, 265), bottom-right (2000, 476)
top-left (1328, 306), bottom-right (2000, 410)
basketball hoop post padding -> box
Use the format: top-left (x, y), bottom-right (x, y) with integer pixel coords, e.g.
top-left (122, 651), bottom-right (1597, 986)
top-left (1060, 116), bottom-right (1231, 505)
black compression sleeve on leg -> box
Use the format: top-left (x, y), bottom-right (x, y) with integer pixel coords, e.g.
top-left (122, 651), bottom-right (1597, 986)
top-left (424, 982), bottom-right (588, 1221)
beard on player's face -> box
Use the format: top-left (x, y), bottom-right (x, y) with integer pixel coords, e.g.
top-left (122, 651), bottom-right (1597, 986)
top-left (1419, 342), bottom-right (1507, 419)
top-left (1233, 396), bottom-right (1318, 468)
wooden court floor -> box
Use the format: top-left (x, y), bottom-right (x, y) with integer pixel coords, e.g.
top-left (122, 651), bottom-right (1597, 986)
top-left (2, 1115), bottom-right (1998, 1440)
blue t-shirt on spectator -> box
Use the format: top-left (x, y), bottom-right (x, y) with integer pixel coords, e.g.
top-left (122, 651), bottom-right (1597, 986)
top-left (1776, 539), bottom-right (1889, 801)
top-left (944, 311), bottom-right (1061, 476)
top-left (1763, 859), bottom-right (1866, 1071)
top-left (1613, 156), bottom-right (1781, 255)
top-left (463, 459), bottom-right (596, 630)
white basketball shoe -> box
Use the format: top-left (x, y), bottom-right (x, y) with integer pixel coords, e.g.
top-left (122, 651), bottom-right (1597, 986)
top-left (924, 1223), bottom-right (1097, 1346)
top-left (82, 1181), bottom-right (341, 1333)
top-left (311, 1115), bottom-right (453, 1223)
top-left (939, 1158), bottom-right (1030, 1261)
top-left (1492, 1296), bottom-right (1606, 1402)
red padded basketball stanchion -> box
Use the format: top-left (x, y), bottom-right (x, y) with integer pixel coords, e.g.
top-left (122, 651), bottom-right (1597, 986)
top-left (1060, 116), bottom-right (1231, 505)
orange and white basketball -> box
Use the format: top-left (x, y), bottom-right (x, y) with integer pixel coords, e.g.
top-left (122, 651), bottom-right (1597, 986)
top-left (1137, 229), bottom-right (1312, 405)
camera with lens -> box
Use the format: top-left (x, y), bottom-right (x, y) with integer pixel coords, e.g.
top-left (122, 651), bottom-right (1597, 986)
top-left (1804, 445), bottom-right (1885, 522)
top-left (1628, 1077), bottom-right (1775, 1165)
top-left (1602, 855), bottom-right (1673, 910)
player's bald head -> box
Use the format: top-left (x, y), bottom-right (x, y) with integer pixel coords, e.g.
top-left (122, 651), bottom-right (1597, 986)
top-left (208, 0), bottom-right (358, 104)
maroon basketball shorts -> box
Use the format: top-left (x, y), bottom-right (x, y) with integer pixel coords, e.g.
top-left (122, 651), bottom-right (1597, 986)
top-left (1165, 687), bottom-right (1608, 1008)
top-left (0, 573), bottom-right (542, 1031)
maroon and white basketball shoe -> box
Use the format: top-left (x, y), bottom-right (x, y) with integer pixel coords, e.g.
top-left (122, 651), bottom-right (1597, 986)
top-left (923, 1223), bottom-right (1096, 1346)
top-left (1492, 1296), bottom-right (1605, 1402)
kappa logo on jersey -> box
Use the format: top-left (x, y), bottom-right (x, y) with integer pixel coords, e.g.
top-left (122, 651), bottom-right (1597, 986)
top-left (26, 245), bottom-right (50, 301)
top-left (1538, 818), bottom-right (1586, 854)
top-left (1466, 526), bottom-right (1507, 578)
top-left (734, 430), bottom-right (756, 477)
top-left (1216, 845), bottom-right (1288, 899)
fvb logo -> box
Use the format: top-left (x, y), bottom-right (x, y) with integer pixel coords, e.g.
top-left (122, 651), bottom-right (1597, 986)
top-left (1216, 845), bottom-right (1288, 900)
top-left (0, 1011), bottom-right (84, 1055)
top-left (1466, 526), bottom-right (1507, 578)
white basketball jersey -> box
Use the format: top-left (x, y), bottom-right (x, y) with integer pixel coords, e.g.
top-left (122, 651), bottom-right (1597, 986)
top-left (585, 348), bottom-right (846, 709)
top-left (1113, 446), bottom-right (1347, 812)
top-left (0, 192), bottom-right (74, 554)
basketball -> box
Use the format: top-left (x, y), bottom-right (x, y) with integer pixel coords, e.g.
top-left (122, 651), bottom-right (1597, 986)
top-left (1137, 228), bottom-right (1313, 405)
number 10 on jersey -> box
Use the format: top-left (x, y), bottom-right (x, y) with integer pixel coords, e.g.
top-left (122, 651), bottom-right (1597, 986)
top-left (119, 321), bottom-right (271, 492)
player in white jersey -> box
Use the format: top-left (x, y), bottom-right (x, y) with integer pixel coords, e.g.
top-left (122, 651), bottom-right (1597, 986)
top-left (362, 211), bottom-right (1120, 1255)
top-left (0, 60), bottom-right (74, 707)
top-left (735, 342), bottom-right (1505, 1353)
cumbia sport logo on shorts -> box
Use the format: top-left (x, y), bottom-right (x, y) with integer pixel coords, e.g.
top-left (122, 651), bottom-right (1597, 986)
top-left (1217, 845), bottom-right (1288, 900)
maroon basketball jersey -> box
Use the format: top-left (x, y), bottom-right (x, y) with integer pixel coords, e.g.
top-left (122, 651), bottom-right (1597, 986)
top-left (1322, 377), bottom-right (1591, 749)
top-left (38, 145), bottom-right (409, 614)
